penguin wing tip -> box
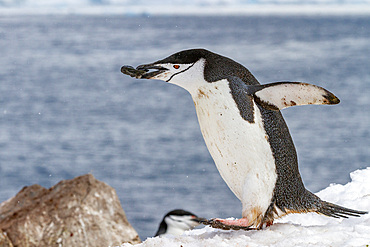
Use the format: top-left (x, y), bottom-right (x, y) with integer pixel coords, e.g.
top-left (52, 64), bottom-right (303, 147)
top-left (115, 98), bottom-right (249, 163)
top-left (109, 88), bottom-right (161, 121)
top-left (323, 93), bottom-right (340, 105)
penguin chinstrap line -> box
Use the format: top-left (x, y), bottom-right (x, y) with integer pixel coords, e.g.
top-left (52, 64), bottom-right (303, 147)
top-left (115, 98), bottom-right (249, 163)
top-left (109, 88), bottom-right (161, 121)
top-left (121, 49), bottom-right (367, 231)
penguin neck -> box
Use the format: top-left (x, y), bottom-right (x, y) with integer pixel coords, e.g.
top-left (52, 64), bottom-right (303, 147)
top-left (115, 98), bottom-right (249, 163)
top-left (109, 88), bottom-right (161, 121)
top-left (191, 80), bottom-right (233, 112)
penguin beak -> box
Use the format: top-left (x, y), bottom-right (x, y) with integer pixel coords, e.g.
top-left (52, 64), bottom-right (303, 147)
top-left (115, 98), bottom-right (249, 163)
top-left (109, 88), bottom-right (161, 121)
top-left (135, 63), bottom-right (168, 79)
top-left (191, 216), bottom-right (204, 224)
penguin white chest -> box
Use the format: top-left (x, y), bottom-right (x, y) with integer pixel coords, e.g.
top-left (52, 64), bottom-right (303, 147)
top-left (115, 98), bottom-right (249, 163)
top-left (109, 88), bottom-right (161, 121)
top-left (191, 80), bottom-right (277, 219)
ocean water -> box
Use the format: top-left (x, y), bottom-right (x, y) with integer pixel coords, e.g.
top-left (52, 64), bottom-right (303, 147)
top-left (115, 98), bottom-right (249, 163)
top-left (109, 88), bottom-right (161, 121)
top-left (2, 0), bottom-right (370, 8)
top-left (1, 0), bottom-right (370, 16)
top-left (0, 15), bottom-right (369, 239)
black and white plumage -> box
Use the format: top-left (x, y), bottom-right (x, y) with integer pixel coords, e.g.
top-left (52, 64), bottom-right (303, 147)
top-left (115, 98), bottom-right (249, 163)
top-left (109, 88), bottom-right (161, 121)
top-left (155, 209), bottom-right (200, 236)
top-left (122, 49), bottom-right (366, 230)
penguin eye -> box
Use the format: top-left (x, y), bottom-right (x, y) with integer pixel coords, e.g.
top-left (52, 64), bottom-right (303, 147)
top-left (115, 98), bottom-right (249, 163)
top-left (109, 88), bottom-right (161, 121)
top-left (173, 65), bottom-right (180, 69)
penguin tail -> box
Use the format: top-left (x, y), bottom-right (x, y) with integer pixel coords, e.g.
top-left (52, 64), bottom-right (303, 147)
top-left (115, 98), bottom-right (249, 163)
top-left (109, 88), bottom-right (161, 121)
top-left (318, 201), bottom-right (367, 218)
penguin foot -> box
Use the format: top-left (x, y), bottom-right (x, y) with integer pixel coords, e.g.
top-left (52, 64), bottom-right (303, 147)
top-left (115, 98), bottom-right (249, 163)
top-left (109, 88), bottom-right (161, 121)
top-left (197, 217), bottom-right (256, 231)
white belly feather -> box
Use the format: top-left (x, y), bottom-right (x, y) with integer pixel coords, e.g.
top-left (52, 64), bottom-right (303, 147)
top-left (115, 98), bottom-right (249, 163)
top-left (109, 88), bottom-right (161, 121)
top-left (191, 80), bottom-right (277, 220)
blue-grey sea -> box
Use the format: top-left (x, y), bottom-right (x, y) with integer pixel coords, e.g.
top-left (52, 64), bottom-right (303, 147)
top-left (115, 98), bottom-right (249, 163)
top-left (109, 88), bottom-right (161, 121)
top-left (0, 14), bottom-right (369, 240)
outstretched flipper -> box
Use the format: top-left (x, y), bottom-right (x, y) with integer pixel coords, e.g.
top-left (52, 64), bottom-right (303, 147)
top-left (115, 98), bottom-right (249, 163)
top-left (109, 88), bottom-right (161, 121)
top-left (248, 82), bottom-right (340, 111)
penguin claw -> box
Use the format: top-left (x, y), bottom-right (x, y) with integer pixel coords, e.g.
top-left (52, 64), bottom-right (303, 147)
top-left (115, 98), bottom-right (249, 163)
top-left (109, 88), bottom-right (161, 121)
top-left (198, 218), bottom-right (256, 231)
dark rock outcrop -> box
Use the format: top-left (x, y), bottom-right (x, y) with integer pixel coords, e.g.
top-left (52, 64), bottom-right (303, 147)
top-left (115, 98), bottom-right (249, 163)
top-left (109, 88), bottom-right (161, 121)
top-left (0, 174), bottom-right (141, 247)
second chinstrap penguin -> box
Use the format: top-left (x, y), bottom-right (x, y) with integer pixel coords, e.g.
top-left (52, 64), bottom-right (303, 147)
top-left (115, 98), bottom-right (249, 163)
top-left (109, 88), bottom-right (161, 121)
top-left (121, 49), bottom-right (366, 230)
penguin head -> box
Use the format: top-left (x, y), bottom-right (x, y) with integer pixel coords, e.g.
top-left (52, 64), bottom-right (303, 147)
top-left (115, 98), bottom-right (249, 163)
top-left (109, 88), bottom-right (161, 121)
top-left (154, 209), bottom-right (200, 237)
top-left (136, 49), bottom-right (210, 92)
top-left (123, 48), bottom-right (259, 93)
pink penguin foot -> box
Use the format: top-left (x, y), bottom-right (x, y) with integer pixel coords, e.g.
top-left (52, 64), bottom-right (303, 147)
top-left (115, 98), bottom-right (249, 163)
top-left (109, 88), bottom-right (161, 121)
top-left (197, 217), bottom-right (256, 231)
top-left (215, 217), bottom-right (251, 227)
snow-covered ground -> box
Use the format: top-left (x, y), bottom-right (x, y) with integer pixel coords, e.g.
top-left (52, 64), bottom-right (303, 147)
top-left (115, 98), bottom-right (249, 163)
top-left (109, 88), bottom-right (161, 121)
top-left (123, 167), bottom-right (370, 247)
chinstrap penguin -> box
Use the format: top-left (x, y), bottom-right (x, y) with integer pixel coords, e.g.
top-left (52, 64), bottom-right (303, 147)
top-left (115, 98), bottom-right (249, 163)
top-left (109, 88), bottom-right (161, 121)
top-left (155, 209), bottom-right (200, 236)
top-left (121, 49), bottom-right (367, 230)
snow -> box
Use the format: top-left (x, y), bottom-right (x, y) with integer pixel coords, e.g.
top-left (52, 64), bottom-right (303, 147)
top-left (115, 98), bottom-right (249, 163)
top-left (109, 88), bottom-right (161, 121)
top-left (121, 167), bottom-right (370, 247)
